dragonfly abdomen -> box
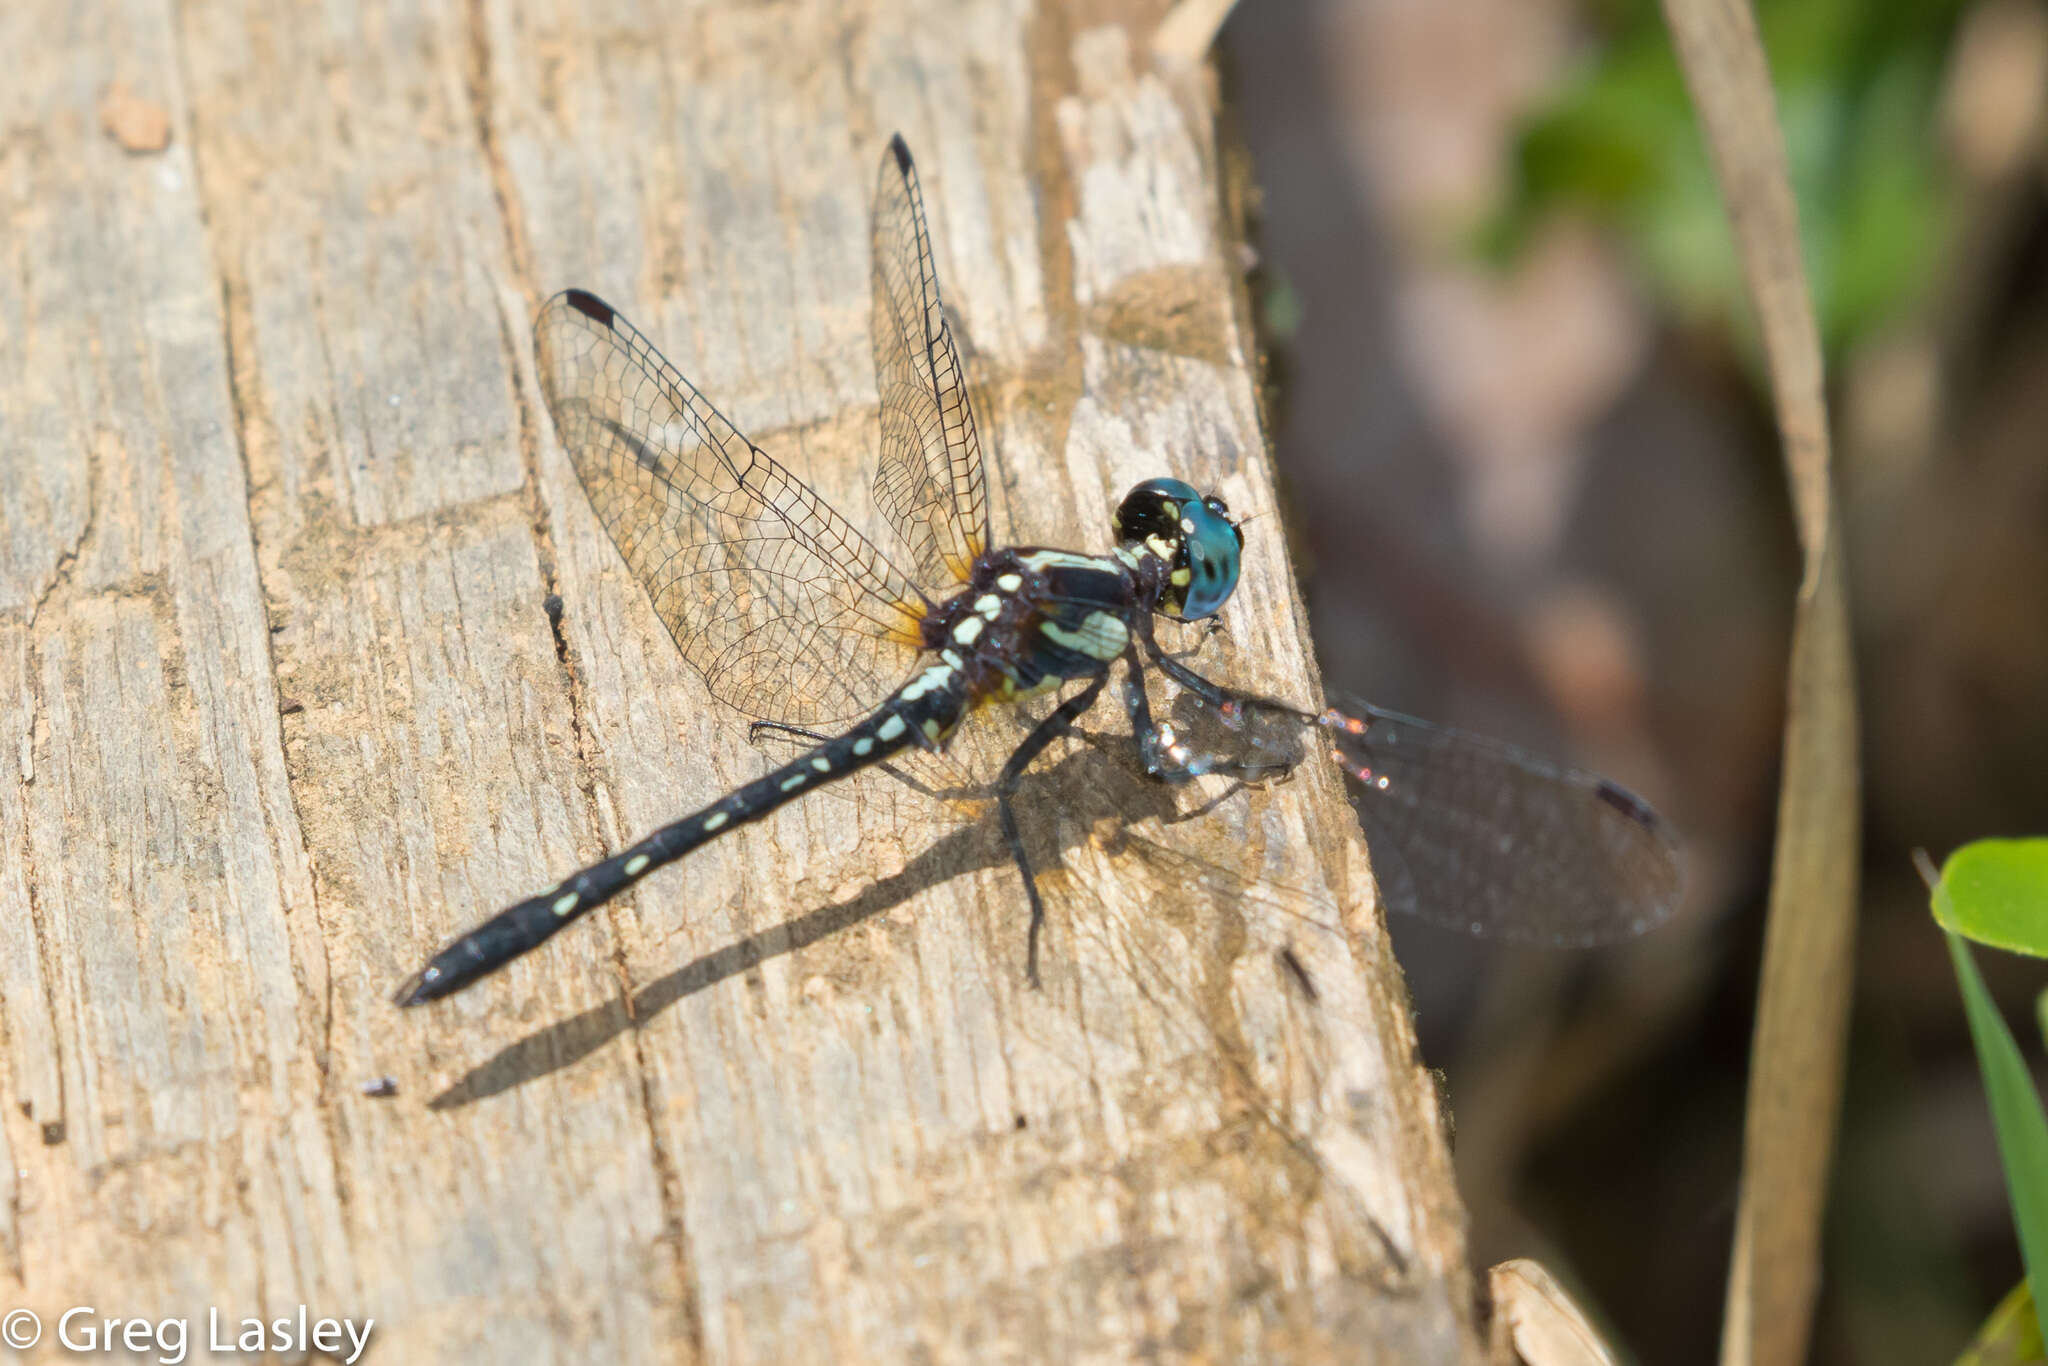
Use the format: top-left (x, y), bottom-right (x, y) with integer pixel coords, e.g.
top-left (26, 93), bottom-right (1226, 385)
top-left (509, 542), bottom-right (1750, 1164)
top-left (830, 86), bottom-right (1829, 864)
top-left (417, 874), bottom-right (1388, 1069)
top-left (394, 675), bottom-right (968, 1005)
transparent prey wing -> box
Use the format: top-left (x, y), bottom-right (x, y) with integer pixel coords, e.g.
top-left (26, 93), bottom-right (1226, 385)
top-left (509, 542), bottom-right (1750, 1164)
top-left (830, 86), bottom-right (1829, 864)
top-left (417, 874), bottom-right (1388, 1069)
top-left (535, 289), bottom-right (930, 726)
top-left (1146, 678), bottom-right (1681, 945)
top-left (1322, 700), bottom-right (1682, 945)
top-left (871, 135), bottom-right (989, 590)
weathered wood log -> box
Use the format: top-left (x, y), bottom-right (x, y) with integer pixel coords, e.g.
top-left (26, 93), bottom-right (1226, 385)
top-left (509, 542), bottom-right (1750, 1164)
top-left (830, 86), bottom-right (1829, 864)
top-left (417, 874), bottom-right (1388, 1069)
top-left (0, 1), bottom-right (1478, 1359)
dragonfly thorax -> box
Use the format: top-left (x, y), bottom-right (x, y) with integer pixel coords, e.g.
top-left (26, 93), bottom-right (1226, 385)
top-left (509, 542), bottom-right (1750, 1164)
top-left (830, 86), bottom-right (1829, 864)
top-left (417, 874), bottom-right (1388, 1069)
top-left (915, 547), bottom-right (1145, 707)
top-left (1112, 478), bottom-right (1244, 620)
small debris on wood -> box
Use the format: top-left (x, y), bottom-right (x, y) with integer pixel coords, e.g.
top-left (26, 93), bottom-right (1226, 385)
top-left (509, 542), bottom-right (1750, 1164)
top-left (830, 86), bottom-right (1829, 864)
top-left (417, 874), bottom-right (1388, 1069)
top-left (100, 82), bottom-right (172, 154)
top-left (1278, 944), bottom-right (1319, 1002)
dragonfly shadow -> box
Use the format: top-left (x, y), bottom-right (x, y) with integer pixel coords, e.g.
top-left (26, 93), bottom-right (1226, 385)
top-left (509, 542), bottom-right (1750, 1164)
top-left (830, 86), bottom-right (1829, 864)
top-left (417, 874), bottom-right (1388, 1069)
top-left (427, 742), bottom-right (1201, 1109)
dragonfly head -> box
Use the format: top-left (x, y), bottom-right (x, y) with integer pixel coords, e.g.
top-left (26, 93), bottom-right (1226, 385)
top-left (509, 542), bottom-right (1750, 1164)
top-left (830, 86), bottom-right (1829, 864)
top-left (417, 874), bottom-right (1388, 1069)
top-left (1114, 477), bottom-right (1244, 619)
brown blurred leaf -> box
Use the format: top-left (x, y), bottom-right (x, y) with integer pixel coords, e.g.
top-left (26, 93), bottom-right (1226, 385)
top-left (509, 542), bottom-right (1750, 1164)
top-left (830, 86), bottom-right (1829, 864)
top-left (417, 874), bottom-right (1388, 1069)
top-left (1942, 0), bottom-right (2048, 185)
top-left (1488, 1259), bottom-right (1622, 1366)
top-left (1654, 3), bottom-right (1863, 1366)
top-left (1151, 0), bottom-right (1240, 64)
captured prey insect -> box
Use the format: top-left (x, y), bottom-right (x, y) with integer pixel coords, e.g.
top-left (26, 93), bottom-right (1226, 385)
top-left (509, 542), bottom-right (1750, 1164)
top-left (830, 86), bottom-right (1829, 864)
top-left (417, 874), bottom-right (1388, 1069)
top-left (393, 135), bottom-right (1682, 1008)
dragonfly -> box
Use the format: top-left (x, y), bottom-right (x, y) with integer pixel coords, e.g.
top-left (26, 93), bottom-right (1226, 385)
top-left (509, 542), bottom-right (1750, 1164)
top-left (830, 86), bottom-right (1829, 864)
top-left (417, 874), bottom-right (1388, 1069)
top-left (393, 135), bottom-right (1681, 1008)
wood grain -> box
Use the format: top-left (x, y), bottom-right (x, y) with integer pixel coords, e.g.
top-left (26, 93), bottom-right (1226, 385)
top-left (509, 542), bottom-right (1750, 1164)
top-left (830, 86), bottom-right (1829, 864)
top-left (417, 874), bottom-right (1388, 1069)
top-left (0, 1), bottom-right (1478, 1359)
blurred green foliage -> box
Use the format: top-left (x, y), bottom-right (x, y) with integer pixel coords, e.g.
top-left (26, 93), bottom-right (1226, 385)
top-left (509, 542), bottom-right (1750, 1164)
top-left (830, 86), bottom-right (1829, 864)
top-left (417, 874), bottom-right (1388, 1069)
top-left (1931, 841), bottom-right (2048, 1357)
top-left (1935, 839), bottom-right (2048, 957)
top-left (1945, 926), bottom-right (2048, 1357)
top-left (1489, 0), bottom-right (1969, 355)
top-left (1954, 1280), bottom-right (2045, 1365)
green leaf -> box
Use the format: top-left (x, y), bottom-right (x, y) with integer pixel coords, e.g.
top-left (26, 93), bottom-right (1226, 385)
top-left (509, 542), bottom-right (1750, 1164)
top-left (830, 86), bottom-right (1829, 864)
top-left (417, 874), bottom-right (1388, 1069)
top-left (1487, 0), bottom-right (1971, 358)
top-left (1936, 840), bottom-right (2048, 958)
top-left (1946, 929), bottom-right (2048, 1322)
top-left (1954, 1279), bottom-right (2044, 1366)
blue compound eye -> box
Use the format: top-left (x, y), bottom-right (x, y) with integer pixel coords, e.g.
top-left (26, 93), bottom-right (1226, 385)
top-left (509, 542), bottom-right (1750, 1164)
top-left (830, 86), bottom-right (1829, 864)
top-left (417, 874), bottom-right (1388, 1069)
top-left (1178, 502), bottom-right (1241, 618)
top-left (1114, 477), bottom-right (1243, 618)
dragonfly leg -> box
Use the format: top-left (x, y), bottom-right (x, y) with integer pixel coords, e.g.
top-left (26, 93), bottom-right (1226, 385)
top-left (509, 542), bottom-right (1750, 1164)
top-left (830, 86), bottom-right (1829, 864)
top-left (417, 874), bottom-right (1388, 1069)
top-left (1119, 649), bottom-right (1207, 784)
top-left (996, 671), bottom-right (1109, 987)
top-left (1151, 649), bottom-right (1229, 705)
top-left (748, 719), bottom-right (833, 745)
top-left (1136, 614), bottom-right (1321, 726)
top-left (1153, 616), bottom-right (1228, 665)
top-left (1126, 623), bottom-right (1320, 783)
top-left (1134, 611), bottom-right (1241, 707)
